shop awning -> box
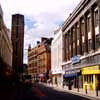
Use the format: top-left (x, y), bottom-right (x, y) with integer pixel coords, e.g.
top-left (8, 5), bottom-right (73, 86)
top-left (64, 73), bottom-right (77, 78)
top-left (39, 74), bottom-right (44, 77)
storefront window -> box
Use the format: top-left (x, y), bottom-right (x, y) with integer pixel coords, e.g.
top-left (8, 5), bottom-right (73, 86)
top-left (84, 75), bottom-right (87, 82)
top-left (84, 75), bottom-right (93, 83)
top-left (91, 75), bottom-right (93, 83)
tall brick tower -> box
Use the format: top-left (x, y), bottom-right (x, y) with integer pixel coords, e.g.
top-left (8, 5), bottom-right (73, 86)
top-left (11, 14), bottom-right (24, 70)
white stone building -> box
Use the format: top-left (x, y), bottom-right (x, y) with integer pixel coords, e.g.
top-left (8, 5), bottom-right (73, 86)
top-left (51, 28), bottom-right (63, 87)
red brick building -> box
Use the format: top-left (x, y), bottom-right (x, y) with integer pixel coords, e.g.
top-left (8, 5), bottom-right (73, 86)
top-left (28, 38), bottom-right (52, 82)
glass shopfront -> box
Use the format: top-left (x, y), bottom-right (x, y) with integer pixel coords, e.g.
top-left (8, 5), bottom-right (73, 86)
top-left (82, 65), bottom-right (100, 90)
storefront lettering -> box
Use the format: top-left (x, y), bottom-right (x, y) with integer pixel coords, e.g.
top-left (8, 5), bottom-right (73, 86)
top-left (72, 55), bottom-right (80, 64)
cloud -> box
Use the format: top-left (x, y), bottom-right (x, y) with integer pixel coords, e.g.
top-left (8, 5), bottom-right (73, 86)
top-left (1, 0), bottom-right (81, 63)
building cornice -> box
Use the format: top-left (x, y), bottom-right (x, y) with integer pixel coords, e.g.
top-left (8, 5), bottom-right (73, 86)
top-left (62, 0), bottom-right (97, 32)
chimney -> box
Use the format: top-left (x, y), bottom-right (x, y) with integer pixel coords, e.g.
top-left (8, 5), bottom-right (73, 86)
top-left (28, 44), bottom-right (31, 51)
top-left (37, 41), bottom-right (40, 44)
top-left (41, 37), bottom-right (48, 42)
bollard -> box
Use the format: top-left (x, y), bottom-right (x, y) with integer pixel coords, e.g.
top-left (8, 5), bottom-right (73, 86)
top-left (96, 88), bottom-right (98, 96)
top-left (85, 85), bottom-right (87, 94)
top-left (77, 78), bottom-right (79, 92)
top-left (77, 86), bottom-right (79, 92)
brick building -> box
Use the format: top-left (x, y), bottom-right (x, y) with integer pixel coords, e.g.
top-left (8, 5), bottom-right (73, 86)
top-left (11, 14), bottom-right (24, 70)
top-left (62, 0), bottom-right (100, 91)
top-left (28, 38), bottom-right (52, 82)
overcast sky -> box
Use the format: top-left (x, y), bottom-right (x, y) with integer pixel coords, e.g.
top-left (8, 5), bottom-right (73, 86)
top-left (1, 0), bottom-right (81, 64)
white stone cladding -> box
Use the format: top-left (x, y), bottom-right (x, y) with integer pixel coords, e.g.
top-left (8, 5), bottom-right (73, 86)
top-left (51, 28), bottom-right (63, 75)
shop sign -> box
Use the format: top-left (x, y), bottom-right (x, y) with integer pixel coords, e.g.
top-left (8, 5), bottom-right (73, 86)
top-left (66, 69), bottom-right (80, 74)
top-left (82, 65), bottom-right (100, 75)
top-left (72, 55), bottom-right (80, 64)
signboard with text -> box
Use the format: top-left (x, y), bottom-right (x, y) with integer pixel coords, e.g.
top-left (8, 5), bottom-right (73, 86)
top-left (72, 55), bottom-right (80, 64)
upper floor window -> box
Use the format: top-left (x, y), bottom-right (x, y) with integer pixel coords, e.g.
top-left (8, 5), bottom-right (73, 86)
top-left (87, 15), bottom-right (91, 34)
top-left (81, 19), bottom-right (85, 43)
top-left (94, 8), bottom-right (98, 28)
top-left (94, 7), bottom-right (100, 50)
top-left (0, 16), bottom-right (2, 31)
top-left (73, 28), bottom-right (76, 42)
top-left (77, 24), bottom-right (80, 45)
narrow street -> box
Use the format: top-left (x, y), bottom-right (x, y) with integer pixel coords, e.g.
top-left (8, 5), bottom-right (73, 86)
top-left (1, 0), bottom-right (100, 100)
top-left (32, 83), bottom-right (91, 100)
top-left (0, 82), bottom-right (91, 100)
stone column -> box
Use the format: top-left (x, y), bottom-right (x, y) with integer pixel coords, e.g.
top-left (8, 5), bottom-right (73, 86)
top-left (84, 14), bottom-right (88, 53)
top-left (90, 7), bottom-right (95, 51)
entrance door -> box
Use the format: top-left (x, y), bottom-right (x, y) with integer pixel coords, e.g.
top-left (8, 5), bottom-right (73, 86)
top-left (97, 74), bottom-right (100, 90)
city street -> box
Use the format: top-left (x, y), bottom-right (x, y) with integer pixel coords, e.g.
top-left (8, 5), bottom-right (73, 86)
top-left (32, 83), bottom-right (91, 100)
top-left (0, 82), bottom-right (91, 100)
top-left (0, 0), bottom-right (100, 100)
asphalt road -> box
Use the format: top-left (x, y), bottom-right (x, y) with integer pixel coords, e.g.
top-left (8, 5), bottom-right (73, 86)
top-left (0, 81), bottom-right (91, 100)
top-left (32, 83), bottom-right (91, 100)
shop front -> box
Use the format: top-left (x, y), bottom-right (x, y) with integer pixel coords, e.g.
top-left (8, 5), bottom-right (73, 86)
top-left (52, 74), bottom-right (63, 87)
top-left (82, 65), bottom-right (100, 91)
top-left (63, 70), bottom-right (82, 89)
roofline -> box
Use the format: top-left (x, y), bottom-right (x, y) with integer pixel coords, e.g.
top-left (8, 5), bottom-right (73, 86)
top-left (62, 0), bottom-right (90, 32)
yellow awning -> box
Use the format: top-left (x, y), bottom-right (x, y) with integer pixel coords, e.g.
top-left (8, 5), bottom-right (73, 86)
top-left (82, 65), bottom-right (100, 75)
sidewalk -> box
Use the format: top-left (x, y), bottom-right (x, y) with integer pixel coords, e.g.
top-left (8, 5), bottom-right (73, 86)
top-left (0, 80), bottom-right (39, 100)
top-left (41, 83), bottom-right (100, 100)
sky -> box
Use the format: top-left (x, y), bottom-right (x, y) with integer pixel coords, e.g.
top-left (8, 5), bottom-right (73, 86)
top-left (0, 0), bottom-right (81, 64)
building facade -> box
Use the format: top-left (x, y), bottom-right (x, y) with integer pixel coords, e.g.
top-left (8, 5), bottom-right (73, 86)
top-left (0, 5), bottom-right (12, 67)
top-left (51, 28), bottom-right (63, 87)
top-left (0, 5), bottom-right (13, 79)
top-left (11, 14), bottom-right (24, 70)
top-left (62, 0), bottom-right (100, 90)
top-left (28, 38), bottom-right (52, 82)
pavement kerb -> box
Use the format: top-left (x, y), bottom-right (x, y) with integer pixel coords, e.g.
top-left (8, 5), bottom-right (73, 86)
top-left (40, 83), bottom-right (100, 100)
top-left (62, 88), bottom-right (100, 100)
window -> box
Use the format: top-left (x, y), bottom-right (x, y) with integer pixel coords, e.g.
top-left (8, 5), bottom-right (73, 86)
top-left (87, 16), bottom-right (91, 33)
top-left (87, 14), bottom-right (92, 52)
top-left (77, 25), bottom-right (80, 43)
top-left (0, 16), bottom-right (2, 31)
top-left (73, 28), bottom-right (76, 56)
top-left (94, 9), bottom-right (98, 28)
top-left (94, 8), bottom-right (100, 50)
top-left (81, 19), bottom-right (85, 54)
top-left (16, 42), bottom-right (18, 56)
top-left (90, 75), bottom-right (93, 83)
